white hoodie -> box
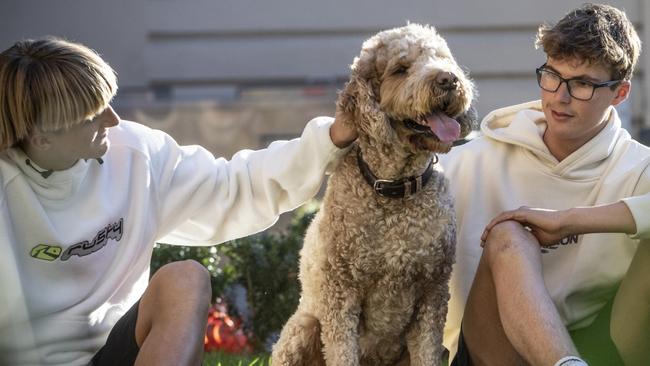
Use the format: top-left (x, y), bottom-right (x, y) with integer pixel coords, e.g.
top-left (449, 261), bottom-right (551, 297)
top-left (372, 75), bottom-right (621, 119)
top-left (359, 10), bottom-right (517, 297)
top-left (0, 117), bottom-right (347, 366)
top-left (440, 100), bottom-right (650, 357)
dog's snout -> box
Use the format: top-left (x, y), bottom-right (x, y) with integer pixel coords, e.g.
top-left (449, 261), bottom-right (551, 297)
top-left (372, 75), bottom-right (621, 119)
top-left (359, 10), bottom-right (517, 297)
top-left (435, 71), bottom-right (458, 90)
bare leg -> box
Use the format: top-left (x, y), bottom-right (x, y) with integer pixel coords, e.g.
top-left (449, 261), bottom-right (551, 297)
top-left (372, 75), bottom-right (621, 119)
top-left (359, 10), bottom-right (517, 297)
top-left (611, 241), bottom-right (650, 366)
top-left (462, 254), bottom-right (526, 366)
top-left (463, 221), bottom-right (578, 366)
top-left (135, 260), bottom-right (212, 366)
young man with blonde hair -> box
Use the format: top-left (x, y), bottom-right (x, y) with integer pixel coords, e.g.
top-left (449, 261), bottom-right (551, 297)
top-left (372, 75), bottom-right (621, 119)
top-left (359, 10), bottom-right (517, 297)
top-left (441, 4), bottom-right (649, 365)
top-left (0, 37), bottom-right (356, 365)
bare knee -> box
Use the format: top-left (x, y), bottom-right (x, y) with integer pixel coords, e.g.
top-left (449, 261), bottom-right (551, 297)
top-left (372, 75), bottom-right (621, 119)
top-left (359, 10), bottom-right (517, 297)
top-left (151, 260), bottom-right (212, 304)
top-left (136, 260), bottom-right (212, 348)
top-left (482, 221), bottom-right (540, 268)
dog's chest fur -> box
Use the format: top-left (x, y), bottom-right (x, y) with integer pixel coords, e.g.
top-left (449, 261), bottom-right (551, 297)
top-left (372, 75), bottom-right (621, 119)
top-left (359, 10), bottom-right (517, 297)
top-left (321, 151), bottom-right (454, 273)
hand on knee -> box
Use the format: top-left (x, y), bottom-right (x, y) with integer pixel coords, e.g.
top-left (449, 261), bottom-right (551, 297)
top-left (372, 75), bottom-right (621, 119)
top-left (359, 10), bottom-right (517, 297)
top-left (482, 221), bottom-right (541, 266)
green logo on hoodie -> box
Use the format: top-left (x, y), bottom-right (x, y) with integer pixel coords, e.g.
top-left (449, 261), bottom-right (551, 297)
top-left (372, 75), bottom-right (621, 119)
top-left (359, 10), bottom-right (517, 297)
top-left (30, 244), bottom-right (62, 261)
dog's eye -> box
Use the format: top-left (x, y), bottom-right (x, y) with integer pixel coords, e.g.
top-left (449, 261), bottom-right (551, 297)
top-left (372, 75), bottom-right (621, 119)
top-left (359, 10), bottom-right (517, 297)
top-left (392, 65), bottom-right (408, 75)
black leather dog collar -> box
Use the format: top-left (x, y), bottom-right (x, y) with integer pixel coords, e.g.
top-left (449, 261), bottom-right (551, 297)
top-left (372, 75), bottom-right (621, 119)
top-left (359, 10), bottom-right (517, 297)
top-left (356, 150), bottom-right (436, 199)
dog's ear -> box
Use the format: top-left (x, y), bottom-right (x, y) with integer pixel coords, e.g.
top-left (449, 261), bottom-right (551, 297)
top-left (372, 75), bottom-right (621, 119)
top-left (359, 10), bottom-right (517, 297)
top-left (335, 77), bottom-right (358, 134)
top-left (336, 47), bottom-right (388, 136)
top-left (457, 104), bottom-right (478, 138)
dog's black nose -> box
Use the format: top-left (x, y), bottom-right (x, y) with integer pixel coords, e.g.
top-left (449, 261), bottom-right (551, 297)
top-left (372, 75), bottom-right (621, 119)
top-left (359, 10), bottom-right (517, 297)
top-left (435, 71), bottom-right (458, 90)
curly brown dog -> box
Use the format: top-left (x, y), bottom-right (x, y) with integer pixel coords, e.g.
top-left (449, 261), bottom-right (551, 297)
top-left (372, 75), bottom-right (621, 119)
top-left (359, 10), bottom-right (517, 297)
top-left (272, 24), bottom-right (476, 366)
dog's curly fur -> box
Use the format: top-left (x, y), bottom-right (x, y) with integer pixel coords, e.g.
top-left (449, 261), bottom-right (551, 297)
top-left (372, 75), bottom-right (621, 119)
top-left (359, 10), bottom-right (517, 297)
top-left (272, 24), bottom-right (476, 366)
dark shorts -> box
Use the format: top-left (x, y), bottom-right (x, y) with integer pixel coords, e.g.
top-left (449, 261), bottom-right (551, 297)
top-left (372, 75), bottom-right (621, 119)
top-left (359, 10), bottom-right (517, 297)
top-left (89, 301), bottom-right (141, 366)
top-left (450, 327), bottom-right (470, 366)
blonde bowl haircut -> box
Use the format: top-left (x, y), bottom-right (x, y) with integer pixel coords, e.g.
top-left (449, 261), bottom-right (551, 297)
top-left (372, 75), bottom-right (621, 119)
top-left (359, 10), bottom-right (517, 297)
top-left (0, 36), bottom-right (117, 150)
top-left (535, 3), bottom-right (641, 81)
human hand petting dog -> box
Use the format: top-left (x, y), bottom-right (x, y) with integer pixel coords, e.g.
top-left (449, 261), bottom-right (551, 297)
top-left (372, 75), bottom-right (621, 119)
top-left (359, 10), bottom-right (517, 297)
top-left (330, 114), bottom-right (358, 148)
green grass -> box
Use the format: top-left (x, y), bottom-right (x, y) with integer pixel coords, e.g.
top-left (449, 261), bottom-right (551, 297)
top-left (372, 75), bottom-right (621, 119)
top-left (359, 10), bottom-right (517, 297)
top-left (203, 295), bottom-right (625, 366)
top-left (571, 296), bottom-right (624, 366)
top-left (202, 351), bottom-right (271, 366)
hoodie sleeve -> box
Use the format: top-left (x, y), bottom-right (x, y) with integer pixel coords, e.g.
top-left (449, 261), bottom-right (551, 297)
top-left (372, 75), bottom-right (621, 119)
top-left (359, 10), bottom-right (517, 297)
top-left (622, 194), bottom-right (650, 240)
top-left (622, 162), bottom-right (650, 240)
top-left (151, 116), bottom-right (349, 246)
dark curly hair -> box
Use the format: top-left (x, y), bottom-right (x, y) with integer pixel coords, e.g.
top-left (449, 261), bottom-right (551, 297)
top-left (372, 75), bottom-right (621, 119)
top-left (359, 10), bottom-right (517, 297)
top-left (535, 3), bottom-right (641, 81)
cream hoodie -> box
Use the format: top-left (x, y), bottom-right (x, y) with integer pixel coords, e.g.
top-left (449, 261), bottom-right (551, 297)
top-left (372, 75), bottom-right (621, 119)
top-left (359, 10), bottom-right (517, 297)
top-left (0, 117), bottom-right (347, 366)
top-left (440, 100), bottom-right (650, 357)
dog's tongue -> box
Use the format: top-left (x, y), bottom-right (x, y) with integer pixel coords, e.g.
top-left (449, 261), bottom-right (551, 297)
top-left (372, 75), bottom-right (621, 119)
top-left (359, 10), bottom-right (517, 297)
top-left (425, 112), bottom-right (461, 143)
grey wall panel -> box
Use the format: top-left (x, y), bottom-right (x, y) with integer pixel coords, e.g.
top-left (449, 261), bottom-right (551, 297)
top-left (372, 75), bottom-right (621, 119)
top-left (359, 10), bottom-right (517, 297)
top-left (143, 0), bottom-right (639, 32)
top-left (144, 0), bottom-right (440, 33)
top-left (144, 35), bottom-right (368, 83)
top-left (144, 30), bottom-right (544, 84)
top-left (1, 0), bottom-right (642, 90)
top-left (439, 31), bottom-right (544, 76)
top-left (471, 77), bottom-right (539, 117)
top-left (0, 0), bottom-right (645, 128)
top-left (0, 0), bottom-right (149, 88)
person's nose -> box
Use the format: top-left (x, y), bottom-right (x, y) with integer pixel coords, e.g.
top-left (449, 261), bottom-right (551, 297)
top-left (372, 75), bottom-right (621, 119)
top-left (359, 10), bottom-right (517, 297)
top-left (555, 81), bottom-right (572, 103)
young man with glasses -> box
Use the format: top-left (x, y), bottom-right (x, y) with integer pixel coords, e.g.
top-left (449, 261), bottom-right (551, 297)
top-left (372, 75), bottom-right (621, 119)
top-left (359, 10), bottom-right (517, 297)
top-left (440, 4), bottom-right (649, 366)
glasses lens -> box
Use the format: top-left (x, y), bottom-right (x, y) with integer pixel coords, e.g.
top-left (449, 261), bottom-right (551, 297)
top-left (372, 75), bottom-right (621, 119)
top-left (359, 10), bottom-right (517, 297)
top-left (538, 70), bottom-right (560, 92)
top-left (567, 80), bottom-right (594, 100)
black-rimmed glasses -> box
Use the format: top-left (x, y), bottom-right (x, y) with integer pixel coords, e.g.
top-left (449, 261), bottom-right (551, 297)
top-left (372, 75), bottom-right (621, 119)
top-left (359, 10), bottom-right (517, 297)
top-left (535, 65), bottom-right (621, 101)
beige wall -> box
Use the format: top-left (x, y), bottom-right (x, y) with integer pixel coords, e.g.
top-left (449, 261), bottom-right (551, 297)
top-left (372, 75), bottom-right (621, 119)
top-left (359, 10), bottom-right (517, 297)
top-left (1, 0), bottom-right (647, 150)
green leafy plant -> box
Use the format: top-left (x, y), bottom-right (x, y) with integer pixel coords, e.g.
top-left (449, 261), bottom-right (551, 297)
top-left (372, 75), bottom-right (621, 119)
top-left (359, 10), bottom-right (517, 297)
top-left (217, 201), bottom-right (318, 348)
top-left (151, 200), bottom-right (319, 352)
top-left (150, 242), bottom-right (236, 299)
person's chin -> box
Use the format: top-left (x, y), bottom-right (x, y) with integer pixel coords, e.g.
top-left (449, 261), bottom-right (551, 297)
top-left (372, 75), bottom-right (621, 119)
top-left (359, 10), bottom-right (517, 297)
top-left (546, 123), bottom-right (582, 142)
top-left (93, 142), bottom-right (110, 159)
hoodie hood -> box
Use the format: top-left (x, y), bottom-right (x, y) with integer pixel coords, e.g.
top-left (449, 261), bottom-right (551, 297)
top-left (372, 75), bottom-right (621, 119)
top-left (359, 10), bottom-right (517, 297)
top-left (480, 100), bottom-right (627, 179)
top-left (2, 147), bottom-right (92, 201)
